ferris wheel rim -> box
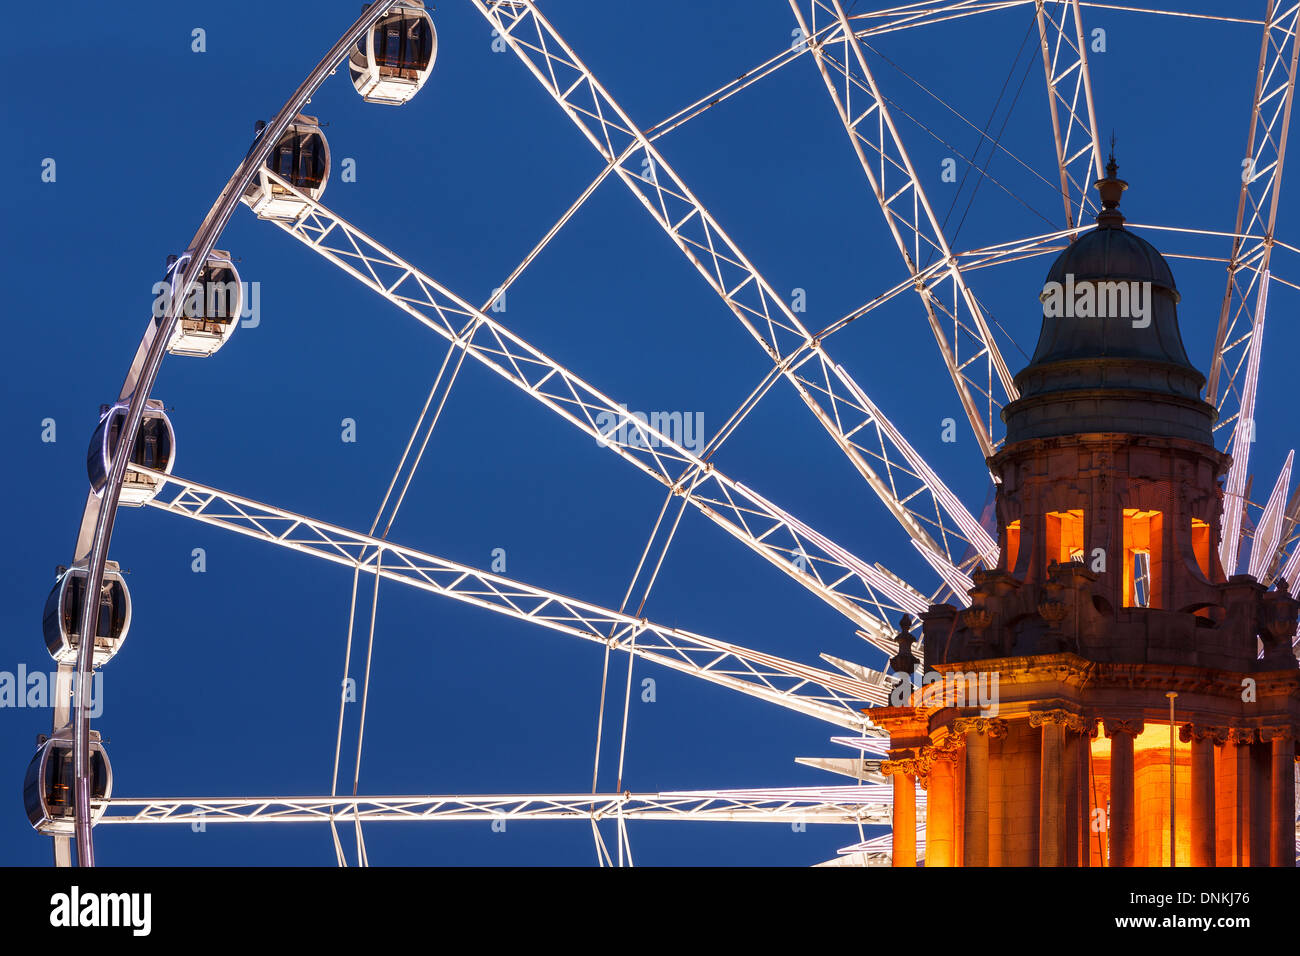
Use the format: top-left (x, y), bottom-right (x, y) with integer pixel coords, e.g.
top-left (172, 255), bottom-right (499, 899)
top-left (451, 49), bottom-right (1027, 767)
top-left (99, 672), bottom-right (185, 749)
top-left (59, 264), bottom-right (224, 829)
top-left (52, 0), bottom-right (408, 868)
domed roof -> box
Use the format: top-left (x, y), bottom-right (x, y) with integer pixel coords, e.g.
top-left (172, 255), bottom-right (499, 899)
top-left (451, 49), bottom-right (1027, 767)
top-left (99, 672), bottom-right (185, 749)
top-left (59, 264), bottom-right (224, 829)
top-left (1001, 157), bottom-right (1215, 445)
top-left (1041, 223), bottom-right (1178, 298)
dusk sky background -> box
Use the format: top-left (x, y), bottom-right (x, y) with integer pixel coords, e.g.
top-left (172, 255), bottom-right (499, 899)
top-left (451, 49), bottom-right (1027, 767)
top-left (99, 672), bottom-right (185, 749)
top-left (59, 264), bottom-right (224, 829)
top-left (2, 0), bottom-right (1295, 865)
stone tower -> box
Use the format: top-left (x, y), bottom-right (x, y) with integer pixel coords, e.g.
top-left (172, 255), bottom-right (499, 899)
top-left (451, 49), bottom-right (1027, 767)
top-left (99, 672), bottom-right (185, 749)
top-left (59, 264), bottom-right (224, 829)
top-left (874, 158), bottom-right (1300, 867)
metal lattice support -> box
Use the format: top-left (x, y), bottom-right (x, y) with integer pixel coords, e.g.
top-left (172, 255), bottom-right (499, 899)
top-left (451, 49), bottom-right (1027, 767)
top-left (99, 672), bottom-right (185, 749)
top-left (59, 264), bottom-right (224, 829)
top-left (133, 465), bottom-right (893, 730)
top-left (99, 786), bottom-right (908, 826)
top-left (1034, 0), bottom-right (1104, 232)
top-left (259, 173), bottom-right (956, 637)
top-left (1213, 1), bottom-right (1300, 574)
top-left (469, 0), bottom-right (991, 573)
top-left (791, 0), bottom-right (1020, 459)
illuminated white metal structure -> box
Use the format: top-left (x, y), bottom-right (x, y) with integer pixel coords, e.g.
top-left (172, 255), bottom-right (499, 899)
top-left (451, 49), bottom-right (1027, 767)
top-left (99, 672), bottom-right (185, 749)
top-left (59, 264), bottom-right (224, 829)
top-left (39, 0), bottom-right (1300, 867)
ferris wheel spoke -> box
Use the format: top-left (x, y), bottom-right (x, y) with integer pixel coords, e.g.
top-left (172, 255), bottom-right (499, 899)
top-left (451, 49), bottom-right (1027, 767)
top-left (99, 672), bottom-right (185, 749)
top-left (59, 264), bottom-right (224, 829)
top-left (98, 787), bottom-right (894, 825)
top-left (1279, 525), bottom-right (1300, 591)
top-left (1250, 450), bottom-right (1300, 584)
top-left (471, 1), bottom-right (992, 577)
top-left (791, 0), bottom-right (1019, 461)
top-left (1034, 0), bottom-right (1104, 232)
top-left (258, 182), bottom-right (942, 635)
top-left (133, 466), bottom-right (890, 729)
top-left (1212, 1), bottom-right (1300, 574)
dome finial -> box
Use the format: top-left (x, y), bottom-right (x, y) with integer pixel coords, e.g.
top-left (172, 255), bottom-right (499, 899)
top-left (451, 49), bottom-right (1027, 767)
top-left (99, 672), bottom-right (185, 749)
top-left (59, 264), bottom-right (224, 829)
top-left (1095, 132), bottom-right (1128, 227)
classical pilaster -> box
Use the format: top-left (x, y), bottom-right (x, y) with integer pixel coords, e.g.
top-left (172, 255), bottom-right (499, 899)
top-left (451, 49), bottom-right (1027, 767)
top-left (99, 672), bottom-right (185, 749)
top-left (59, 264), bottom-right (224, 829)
top-left (1104, 718), bottom-right (1143, 867)
top-left (922, 741), bottom-right (961, 867)
top-left (881, 756), bottom-right (919, 868)
top-left (954, 717), bottom-right (1005, 867)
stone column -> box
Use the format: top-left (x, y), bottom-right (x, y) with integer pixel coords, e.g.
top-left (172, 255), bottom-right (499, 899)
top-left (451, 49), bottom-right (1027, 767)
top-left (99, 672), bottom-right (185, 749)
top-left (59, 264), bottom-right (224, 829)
top-left (1104, 718), bottom-right (1143, 867)
top-left (1032, 710), bottom-right (1070, 867)
top-left (956, 718), bottom-right (1003, 867)
top-left (925, 743), bottom-right (959, 867)
top-left (1263, 727), bottom-right (1297, 867)
top-left (1180, 724), bottom-right (1218, 867)
top-left (882, 756), bottom-right (918, 867)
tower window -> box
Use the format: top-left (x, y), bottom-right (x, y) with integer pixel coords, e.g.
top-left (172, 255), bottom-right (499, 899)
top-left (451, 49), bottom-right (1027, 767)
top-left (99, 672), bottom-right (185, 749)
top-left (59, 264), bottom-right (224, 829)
top-left (1123, 508), bottom-right (1163, 607)
top-left (1046, 510), bottom-right (1085, 564)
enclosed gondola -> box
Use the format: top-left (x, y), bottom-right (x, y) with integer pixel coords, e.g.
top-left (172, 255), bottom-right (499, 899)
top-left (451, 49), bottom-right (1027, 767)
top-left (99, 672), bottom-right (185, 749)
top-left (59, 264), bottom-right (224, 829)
top-left (161, 250), bottom-right (243, 358)
top-left (42, 561), bottom-right (131, 667)
top-left (24, 731), bottom-right (112, 834)
top-left (349, 2), bottom-right (437, 105)
top-left (86, 399), bottom-right (175, 506)
top-left (242, 115), bottom-right (330, 220)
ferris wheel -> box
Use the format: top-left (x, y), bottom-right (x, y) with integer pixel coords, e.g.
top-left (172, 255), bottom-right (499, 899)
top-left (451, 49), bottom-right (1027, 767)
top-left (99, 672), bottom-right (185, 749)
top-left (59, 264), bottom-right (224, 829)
top-left (26, 0), bottom-right (1300, 867)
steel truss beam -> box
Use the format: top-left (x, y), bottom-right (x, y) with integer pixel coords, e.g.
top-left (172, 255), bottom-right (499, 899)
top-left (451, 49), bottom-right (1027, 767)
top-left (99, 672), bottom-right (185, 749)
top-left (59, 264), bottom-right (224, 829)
top-left (99, 786), bottom-right (900, 826)
top-left (1213, 1), bottom-right (1300, 574)
top-left (791, 0), bottom-right (1019, 460)
top-left (260, 176), bottom-right (929, 641)
top-left (468, 0), bottom-right (989, 576)
top-left (1251, 450), bottom-right (1295, 580)
top-left (132, 466), bottom-right (886, 730)
top-left (1034, 0), bottom-right (1104, 233)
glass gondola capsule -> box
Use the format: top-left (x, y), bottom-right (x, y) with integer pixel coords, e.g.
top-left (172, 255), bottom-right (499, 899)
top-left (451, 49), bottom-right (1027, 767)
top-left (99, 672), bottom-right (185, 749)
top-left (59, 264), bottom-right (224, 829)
top-left (24, 731), bottom-right (112, 835)
top-left (161, 250), bottom-right (242, 358)
top-left (42, 561), bottom-right (131, 667)
top-left (349, 2), bottom-right (437, 105)
top-left (86, 398), bottom-right (175, 506)
top-left (241, 114), bottom-right (330, 220)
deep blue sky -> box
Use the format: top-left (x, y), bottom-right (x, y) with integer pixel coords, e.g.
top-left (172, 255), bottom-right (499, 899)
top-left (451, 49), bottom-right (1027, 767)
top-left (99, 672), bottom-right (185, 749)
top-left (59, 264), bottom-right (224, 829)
top-left (2, 1), bottom-right (1294, 865)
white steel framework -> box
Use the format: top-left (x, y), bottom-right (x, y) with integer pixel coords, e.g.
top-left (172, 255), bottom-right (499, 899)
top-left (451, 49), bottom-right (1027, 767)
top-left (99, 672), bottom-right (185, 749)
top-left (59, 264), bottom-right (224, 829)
top-left (470, 0), bottom-right (996, 571)
top-left (99, 786), bottom-right (910, 827)
top-left (132, 465), bottom-right (887, 730)
top-left (1213, 1), bottom-right (1300, 574)
top-left (38, 0), bottom-right (1300, 868)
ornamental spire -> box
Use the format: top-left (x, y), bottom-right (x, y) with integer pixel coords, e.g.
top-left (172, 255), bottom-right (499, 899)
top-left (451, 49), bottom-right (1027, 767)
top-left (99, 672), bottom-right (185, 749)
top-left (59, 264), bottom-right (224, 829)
top-left (1095, 134), bottom-right (1128, 227)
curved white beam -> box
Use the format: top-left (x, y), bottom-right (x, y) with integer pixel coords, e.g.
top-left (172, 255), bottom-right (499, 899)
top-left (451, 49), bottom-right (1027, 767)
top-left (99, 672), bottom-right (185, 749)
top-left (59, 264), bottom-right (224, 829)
top-left (54, 0), bottom-right (406, 868)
